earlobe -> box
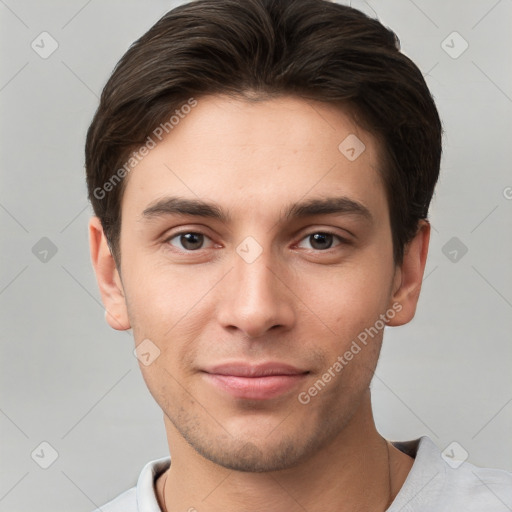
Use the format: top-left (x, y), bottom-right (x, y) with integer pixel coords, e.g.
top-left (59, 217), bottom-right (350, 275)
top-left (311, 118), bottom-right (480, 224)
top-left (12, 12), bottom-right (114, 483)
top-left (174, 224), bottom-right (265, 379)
top-left (387, 220), bottom-right (431, 327)
top-left (88, 217), bottom-right (131, 331)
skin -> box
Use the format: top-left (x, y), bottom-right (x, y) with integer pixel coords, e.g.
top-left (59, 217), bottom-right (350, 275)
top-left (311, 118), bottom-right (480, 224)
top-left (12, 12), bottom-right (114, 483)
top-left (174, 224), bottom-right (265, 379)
top-left (89, 95), bottom-right (429, 512)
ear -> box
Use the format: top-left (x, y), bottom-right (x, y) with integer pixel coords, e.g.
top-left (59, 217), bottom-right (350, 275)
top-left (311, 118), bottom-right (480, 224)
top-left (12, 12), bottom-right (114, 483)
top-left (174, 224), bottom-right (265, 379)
top-left (88, 217), bottom-right (130, 330)
top-left (387, 220), bottom-right (430, 327)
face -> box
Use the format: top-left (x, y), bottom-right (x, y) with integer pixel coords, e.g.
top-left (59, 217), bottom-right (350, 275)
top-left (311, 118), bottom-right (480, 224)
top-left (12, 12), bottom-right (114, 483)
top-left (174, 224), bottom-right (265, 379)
top-left (92, 95), bottom-right (421, 472)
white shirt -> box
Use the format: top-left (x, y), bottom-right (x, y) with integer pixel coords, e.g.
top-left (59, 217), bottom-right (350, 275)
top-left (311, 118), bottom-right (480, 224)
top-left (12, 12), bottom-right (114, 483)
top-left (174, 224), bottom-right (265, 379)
top-left (94, 436), bottom-right (512, 511)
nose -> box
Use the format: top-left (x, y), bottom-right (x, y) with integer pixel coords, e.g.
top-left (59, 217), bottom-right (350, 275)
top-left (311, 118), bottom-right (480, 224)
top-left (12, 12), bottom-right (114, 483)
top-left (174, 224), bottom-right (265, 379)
top-left (217, 245), bottom-right (296, 339)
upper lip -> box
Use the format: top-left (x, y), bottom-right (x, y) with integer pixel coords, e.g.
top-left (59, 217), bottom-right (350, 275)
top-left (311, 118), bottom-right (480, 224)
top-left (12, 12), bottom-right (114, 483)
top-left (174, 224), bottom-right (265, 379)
top-left (202, 362), bottom-right (309, 377)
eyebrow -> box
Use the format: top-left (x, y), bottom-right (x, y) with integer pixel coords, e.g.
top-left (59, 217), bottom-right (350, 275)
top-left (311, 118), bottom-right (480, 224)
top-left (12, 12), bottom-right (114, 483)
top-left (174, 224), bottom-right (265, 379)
top-left (141, 195), bottom-right (372, 224)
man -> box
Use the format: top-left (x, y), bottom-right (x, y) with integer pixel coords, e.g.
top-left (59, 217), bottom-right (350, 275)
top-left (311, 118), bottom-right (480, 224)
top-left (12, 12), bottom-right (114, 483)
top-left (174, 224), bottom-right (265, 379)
top-left (86, 0), bottom-right (512, 510)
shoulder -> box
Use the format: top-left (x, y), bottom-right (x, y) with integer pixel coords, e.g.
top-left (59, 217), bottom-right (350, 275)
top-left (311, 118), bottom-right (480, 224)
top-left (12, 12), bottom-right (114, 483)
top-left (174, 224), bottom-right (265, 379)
top-left (91, 487), bottom-right (137, 512)
top-left (91, 456), bottom-right (171, 512)
top-left (389, 436), bottom-right (512, 511)
top-left (442, 459), bottom-right (512, 510)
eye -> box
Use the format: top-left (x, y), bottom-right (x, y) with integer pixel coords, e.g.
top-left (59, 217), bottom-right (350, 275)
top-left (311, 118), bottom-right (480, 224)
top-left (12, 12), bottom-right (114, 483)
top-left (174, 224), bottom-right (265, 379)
top-left (166, 232), bottom-right (215, 251)
top-left (297, 232), bottom-right (345, 251)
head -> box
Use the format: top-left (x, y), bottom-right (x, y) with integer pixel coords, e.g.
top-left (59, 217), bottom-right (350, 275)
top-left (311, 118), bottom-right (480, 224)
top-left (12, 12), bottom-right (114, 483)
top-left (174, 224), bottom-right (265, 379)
top-left (87, 0), bottom-right (441, 472)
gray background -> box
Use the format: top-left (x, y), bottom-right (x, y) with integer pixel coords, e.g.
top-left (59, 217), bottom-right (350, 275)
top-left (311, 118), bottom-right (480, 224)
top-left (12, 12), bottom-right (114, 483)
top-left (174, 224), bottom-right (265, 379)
top-left (1, 0), bottom-right (511, 510)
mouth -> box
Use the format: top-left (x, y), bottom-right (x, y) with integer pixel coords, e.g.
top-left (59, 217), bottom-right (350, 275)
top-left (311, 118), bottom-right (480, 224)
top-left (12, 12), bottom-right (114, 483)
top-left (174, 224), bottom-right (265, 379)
top-left (201, 362), bottom-right (310, 400)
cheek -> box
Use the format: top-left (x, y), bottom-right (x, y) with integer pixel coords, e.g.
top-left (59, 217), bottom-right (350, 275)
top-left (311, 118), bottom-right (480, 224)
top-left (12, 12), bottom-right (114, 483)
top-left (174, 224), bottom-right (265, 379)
top-left (301, 267), bottom-right (389, 400)
top-left (123, 253), bottom-right (211, 329)
top-left (298, 258), bottom-right (392, 340)
top-left (123, 261), bottom-right (222, 380)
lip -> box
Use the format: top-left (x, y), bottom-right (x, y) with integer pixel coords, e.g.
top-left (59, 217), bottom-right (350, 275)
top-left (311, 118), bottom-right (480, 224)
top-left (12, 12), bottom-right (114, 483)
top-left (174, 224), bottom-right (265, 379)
top-left (201, 362), bottom-right (309, 400)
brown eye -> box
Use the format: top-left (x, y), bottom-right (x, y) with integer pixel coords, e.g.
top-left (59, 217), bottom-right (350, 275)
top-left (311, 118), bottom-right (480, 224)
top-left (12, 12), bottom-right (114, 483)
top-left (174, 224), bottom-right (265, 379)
top-left (168, 232), bottom-right (212, 251)
top-left (297, 232), bottom-right (344, 251)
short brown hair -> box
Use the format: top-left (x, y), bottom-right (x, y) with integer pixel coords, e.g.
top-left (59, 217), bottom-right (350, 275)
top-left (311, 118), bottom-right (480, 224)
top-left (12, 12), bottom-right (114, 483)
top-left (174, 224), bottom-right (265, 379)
top-left (85, 0), bottom-right (442, 266)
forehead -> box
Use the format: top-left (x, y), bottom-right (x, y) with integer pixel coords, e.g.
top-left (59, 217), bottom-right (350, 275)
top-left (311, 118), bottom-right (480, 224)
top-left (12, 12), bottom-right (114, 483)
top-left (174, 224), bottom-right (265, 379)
top-left (120, 94), bottom-right (387, 223)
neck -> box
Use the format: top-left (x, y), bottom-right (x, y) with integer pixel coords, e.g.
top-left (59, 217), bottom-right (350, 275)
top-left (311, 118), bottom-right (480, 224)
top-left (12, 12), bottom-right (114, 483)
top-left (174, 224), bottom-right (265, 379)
top-left (157, 393), bottom-right (413, 512)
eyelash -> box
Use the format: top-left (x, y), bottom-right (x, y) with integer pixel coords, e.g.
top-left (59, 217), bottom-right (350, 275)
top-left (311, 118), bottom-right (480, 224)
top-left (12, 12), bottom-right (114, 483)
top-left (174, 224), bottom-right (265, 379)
top-left (164, 230), bottom-right (350, 253)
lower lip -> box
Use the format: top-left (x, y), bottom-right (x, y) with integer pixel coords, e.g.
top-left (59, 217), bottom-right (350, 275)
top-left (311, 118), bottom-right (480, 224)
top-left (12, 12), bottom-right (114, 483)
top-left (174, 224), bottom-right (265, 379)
top-left (202, 373), bottom-right (308, 400)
